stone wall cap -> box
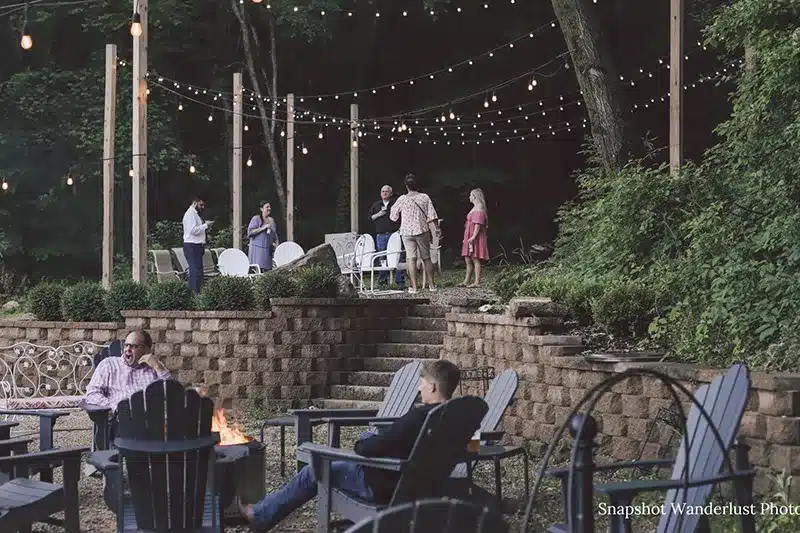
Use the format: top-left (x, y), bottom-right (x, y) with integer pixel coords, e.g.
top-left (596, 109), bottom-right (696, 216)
top-left (121, 310), bottom-right (273, 319)
top-left (446, 312), bottom-right (562, 328)
top-left (270, 297), bottom-right (429, 306)
top-left (445, 297), bottom-right (494, 307)
top-left (0, 319), bottom-right (124, 329)
top-left (508, 297), bottom-right (569, 319)
top-left (528, 334), bottom-right (582, 346)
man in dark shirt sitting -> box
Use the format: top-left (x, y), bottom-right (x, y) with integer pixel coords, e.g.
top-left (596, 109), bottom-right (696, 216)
top-left (238, 360), bottom-right (461, 531)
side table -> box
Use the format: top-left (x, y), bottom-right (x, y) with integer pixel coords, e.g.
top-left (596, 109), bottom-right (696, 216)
top-left (465, 444), bottom-right (530, 506)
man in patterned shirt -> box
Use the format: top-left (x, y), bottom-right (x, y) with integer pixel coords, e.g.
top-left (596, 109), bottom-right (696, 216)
top-left (84, 329), bottom-right (172, 410)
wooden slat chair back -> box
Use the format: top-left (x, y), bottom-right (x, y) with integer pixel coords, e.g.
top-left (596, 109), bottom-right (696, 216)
top-left (344, 498), bottom-right (508, 533)
top-left (115, 379), bottom-right (217, 533)
top-left (451, 368), bottom-right (518, 478)
top-left (657, 363), bottom-right (750, 533)
top-left (375, 361), bottom-right (423, 418)
top-left (390, 396), bottom-right (488, 503)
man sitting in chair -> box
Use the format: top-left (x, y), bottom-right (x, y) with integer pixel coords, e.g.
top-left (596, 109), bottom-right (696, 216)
top-left (84, 329), bottom-right (172, 410)
top-left (238, 360), bottom-right (461, 532)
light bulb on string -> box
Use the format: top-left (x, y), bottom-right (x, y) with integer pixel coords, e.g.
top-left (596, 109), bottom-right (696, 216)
top-left (528, 77), bottom-right (537, 90)
top-left (318, 130), bottom-right (323, 139)
top-left (178, 102), bottom-right (183, 111)
top-left (129, 169), bottom-right (134, 177)
top-left (20, 31), bottom-right (32, 50)
top-left (440, 112), bottom-right (446, 122)
top-left (302, 145), bottom-right (308, 155)
top-left (449, 110), bottom-right (455, 120)
top-left (130, 12), bottom-right (143, 37)
top-left (483, 98), bottom-right (489, 108)
top-left (1, 182), bottom-right (7, 191)
top-left (66, 177), bottom-right (74, 186)
top-left (244, 124), bottom-right (249, 131)
top-left (491, 92), bottom-right (497, 102)
top-left (207, 114), bottom-right (213, 122)
top-left (246, 155), bottom-right (252, 167)
top-left (280, 129), bottom-right (285, 137)
top-left (189, 164), bottom-right (196, 174)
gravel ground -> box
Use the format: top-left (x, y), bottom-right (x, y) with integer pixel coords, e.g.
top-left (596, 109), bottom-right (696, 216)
top-left (357, 267), bottom-right (501, 306)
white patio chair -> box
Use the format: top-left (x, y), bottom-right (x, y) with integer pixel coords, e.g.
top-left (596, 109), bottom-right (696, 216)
top-left (273, 241), bottom-right (305, 268)
top-left (217, 249), bottom-right (262, 278)
top-left (341, 235), bottom-right (369, 289)
top-left (364, 232), bottom-right (406, 292)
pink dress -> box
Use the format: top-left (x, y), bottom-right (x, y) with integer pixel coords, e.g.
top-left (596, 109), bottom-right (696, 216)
top-left (461, 210), bottom-right (489, 260)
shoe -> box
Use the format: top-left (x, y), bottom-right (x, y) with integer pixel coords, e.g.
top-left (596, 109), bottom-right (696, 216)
top-left (408, 288), bottom-right (418, 294)
top-left (428, 286), bottom-right (438, 292)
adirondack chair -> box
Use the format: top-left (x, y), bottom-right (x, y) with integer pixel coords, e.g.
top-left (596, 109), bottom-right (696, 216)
top-left (0, 444), bottom-right (87, 533)
top-left (300, 395), bottom-right (489, 533)
top-left (89, 379), bottom-right (223, 532)
top-left (544, 363), bottom-right (753, 533)
top-left (344, 498), bottom-right (508, 533)
top-left (261, 361), bottom-right (423, 474)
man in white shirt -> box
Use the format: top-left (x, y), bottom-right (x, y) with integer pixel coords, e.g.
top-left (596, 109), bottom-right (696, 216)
top-left (182, 195), bottom-right (213, 292)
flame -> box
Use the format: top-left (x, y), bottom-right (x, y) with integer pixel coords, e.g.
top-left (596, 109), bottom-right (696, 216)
top-left (212, 408), bottom-right (252, 445)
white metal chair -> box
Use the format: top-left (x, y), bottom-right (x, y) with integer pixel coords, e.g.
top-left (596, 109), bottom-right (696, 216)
top-left (217, 249), bottom-right (262, 277)
top-left (273, 241), bottom-right (305, 268)
top-left (341, 235), bottom-right (366, 288)
top-left (364, 232), bottom-right (406, 292)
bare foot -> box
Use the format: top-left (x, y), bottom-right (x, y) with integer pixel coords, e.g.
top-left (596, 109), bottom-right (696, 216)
top-left (237, 497), bottom-right (256, 523)
top-left (467, 283), bottom-right (481, 288)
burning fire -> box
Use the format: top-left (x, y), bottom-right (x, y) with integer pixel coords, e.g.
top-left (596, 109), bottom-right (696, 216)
top-left (212, 408), bottom-right (252, 445)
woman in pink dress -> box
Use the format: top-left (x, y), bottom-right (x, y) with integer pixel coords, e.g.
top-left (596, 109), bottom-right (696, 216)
top-left (460, 188), bottom-right (489, 287)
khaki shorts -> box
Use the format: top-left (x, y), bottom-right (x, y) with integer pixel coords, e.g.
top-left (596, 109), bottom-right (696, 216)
top-left (402, 232), bottom-right (431, 261)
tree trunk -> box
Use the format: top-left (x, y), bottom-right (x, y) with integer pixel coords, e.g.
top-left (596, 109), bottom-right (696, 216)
top-left (551, 0), bottom-right (630, 172)
top-left (230, 0), bottom-right (287, 215)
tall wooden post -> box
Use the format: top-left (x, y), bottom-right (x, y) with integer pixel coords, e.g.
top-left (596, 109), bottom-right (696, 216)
top-left (131, 0), bottom-right (148, 281)
top-left (233, 73), bottom-right (243, 250)
top-left (102, 44), bottom-right (117, 289)
top-left (669, 0), bottom-right (683, 174)
top-left (350, 104), bottom-right (359, 234)
top-left (286, 93), bottom-right (295, 241)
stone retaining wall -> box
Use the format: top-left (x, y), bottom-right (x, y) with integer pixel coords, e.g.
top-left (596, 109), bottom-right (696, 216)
top-left (441, 310), bottom-right (800, 495)
top-left (0, 298), bottom-right (422, 411)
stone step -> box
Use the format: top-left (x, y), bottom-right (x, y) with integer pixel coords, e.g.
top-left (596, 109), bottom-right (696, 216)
top-left (408, 304), bottom-right (448, 318)
top-left (387, 329), bottom-right (445, 345)
top-left (346, 371), bottom-right (394, 387)
top-left (362, 357), bottom-right (425, 372)
top-left (361, 343), bottom-right (441, 359)
top-left (400, 316), bottom-right (447, 332)
top-left (329, 385), bottom-right (387, 402)
top-left (320, 398), bottom-right (383, 410)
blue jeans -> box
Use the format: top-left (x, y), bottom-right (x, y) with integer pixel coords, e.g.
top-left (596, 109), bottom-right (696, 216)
top-left (375, 233), bottom-right (405, 285)
top-left (183, 242), bottom-right (204, 293)
top-left (251, 462), bottom-right (373, 529)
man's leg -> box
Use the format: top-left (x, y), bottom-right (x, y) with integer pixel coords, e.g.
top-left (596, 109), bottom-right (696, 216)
top-left (249, 462), bottom-right (372, 530)
top-left (375, 233), bottom-right (389, 283)
top-left (183, 243), bottom-right (198, 293)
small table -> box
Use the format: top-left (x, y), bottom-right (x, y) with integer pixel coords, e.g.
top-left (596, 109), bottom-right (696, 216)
top-left (464, 444), bottom-right (529, 506)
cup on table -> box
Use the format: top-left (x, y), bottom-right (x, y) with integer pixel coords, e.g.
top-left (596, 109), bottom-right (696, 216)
top-left (467, 430), bottom-right (481, 453)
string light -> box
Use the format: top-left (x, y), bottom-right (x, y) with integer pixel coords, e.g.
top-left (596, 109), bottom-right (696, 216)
top-left (1, 182), bottom-right (7, 191)
top-left (128, 169), bottom-right (134, 177)
top-left (189, 164), bottom-right (196, 173)
top-left (130, 12), bottom-right (142, 37)
top-left (20, 32), bottom-right (32, 50)
top-left (66, 177), bottom-right (73, 186)
top-left (246, 156), bottom-right (252, 166)
top-left (301, 145), bottom-right (308, 155)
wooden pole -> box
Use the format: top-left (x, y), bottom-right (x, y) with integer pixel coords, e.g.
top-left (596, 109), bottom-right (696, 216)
top-left (286, 93), bottom-right (295, 241)
top-left (131, 0), bottom-right (148, 281)
top-left (669, 0), bottom-right (683, 174)
top-left (102, 44), bottom-right (117, 289)
top-left (233, 73), bottom-right (243, 250)
top-left (350, 103), bottom-right (359, 234)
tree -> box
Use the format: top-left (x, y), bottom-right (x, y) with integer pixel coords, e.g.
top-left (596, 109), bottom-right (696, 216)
top-left (550, 0), bottom-right (631, 172)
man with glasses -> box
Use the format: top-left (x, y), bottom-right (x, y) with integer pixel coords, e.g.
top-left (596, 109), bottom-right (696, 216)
top-left (85, 329), bottom-right (171, 410)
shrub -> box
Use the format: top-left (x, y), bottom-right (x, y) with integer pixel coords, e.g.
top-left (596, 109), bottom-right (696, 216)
top-left (253, 271), bottom-right (297, 309)
top-left (148, 221), bottom-right (183, 250)
top-left (591, 281), bottom-right (656, 337)
top-left (27, 282), bottom-right (67, 320)
top-left (147, 281), bottom-right (195, 310)
top-left (61, 282), bottom-right (111, 321)
top-left (295, 265), bottom-right (340, 298)
top-left (106, 280), bottom-right (149, 320)
top-left (198, 276), bottom-right (255, 311)
top-left (491, 265), bottom-right (534, 303)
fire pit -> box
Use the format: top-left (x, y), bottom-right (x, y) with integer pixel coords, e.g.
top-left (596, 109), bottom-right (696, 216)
top-left (212, 408), bottom-right (267, 523)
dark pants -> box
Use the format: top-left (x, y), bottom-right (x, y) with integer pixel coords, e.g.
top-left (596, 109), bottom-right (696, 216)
top-left (183, 242), bottom-right (204, 293)
top-left (376, 232), bottom-right (405, 285)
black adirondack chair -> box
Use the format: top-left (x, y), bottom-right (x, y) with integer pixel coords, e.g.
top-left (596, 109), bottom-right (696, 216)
top-left (344, 498), bottom-right (508, 533)
top-left (299, 395), bottom-right (489, 533)
top-left (261, 360), bottom-right (423, 473)
top-left (544, 363), bottom-right (754, 533)
top-left (0, 445), bottom-right (87, 533)
top-left (99, 379), bottom-right (222, 532)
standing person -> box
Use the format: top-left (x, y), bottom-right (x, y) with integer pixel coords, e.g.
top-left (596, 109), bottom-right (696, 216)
top-left (390, 173), bottom-right (440, 294)
top-left (368, 185), bottom-right (404, 287)
top-left (182, 195), bottom-right (213, 293)
top-left (248, 201), bottom-right (280, 271)
top-left (460, 188), bottom-right (490, 288)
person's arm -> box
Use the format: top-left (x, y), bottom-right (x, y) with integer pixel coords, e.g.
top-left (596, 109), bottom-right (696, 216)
top-left (354, 408), bottom-right (422, 457)
top-left (140, 354), bottom-right (171, 379)
top-left (425, 195), bottom-right (439, 223)
top-left (84, 360), bottom-right (112, 408)
top-left (247, 216), bottom-right (264, 238)
top-left (183, 208), bottom-right (208, 237)
top-left (389, 196), bottom-right (404, 222)
top-left (468, 211), bottom-right (485, 242)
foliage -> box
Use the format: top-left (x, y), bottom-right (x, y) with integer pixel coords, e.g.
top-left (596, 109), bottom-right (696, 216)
top-left (60, 281), bottom-right (110, 321)
top-left (105, 280), bottom-right (149, 320)
top-left (147, 281), bottom-right (195, 311)
top-left (590, 281), bottom-right (656, 337)
top-left (295, 265), bottom-right (340, 298)
top-left (27, 281), bottom-right (67, 321)
top-left (208, 225), bottom-right (248, 250)
top-left (198, 276), bottom-right (255, 311)
top-left (491, 265), bottom-right (537, 303)
top-left (148, 221), bottom-right (183, 250)
top-left (253, 270), bottom-right (298, 309)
